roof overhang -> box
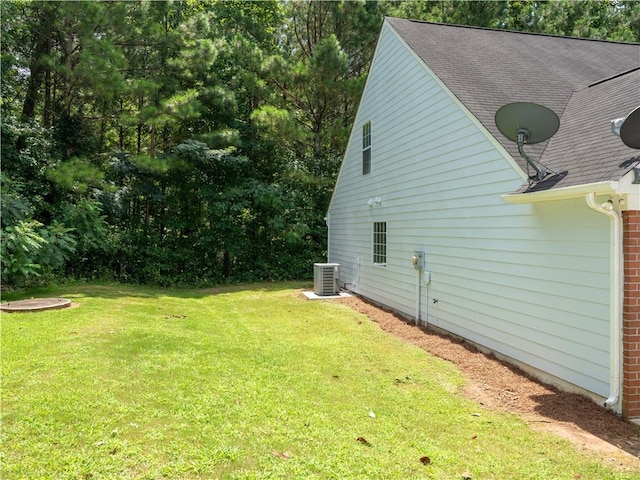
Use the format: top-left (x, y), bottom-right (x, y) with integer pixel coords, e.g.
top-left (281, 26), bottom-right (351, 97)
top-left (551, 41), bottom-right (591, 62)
top-left (502, 168), bottom-right (639, 208)
top-left (502, 181), bottom-right (620, 204)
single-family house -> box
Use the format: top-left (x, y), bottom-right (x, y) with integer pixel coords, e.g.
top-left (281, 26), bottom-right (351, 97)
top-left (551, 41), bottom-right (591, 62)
top-left (327, 18), bottom-right (640, 421)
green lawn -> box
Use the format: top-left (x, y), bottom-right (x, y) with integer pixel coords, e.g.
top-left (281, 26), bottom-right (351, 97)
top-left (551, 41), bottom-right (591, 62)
top-left (1, 283), bottom-right (635, 479)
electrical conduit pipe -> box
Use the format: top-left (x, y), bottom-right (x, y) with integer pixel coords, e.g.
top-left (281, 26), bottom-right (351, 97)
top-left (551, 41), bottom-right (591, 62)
top-left (415, 268), bottom-right (421, 326)
top-left (585, 193), bottom-right (622, 411)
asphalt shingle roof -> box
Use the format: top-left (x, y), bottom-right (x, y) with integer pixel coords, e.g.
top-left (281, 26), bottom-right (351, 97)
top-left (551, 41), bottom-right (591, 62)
top-left (386, 17), bottom-right (640, 192)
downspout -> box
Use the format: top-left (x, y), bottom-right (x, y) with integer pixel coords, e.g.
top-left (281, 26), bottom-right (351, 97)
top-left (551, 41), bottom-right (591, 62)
top-left (585, 193), bottom-right (622, 411)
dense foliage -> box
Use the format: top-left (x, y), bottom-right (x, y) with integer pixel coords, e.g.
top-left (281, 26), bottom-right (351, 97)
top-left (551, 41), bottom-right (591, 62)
top-left (2, 0), bottom-right (638, 287)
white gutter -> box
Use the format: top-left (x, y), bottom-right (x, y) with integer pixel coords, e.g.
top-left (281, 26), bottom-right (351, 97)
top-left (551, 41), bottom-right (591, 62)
top-left (585, 193), bottom-right (622, 412)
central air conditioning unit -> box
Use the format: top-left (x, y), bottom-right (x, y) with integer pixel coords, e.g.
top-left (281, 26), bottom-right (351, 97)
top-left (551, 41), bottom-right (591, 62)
top-left (313, 263), bottom-right (340, 296)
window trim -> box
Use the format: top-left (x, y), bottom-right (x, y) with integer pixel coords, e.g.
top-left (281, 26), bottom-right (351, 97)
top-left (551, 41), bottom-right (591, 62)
top-left (362, 121), bottom-right (371, 175)
top-left (373, 221), bottom-right (386, 266)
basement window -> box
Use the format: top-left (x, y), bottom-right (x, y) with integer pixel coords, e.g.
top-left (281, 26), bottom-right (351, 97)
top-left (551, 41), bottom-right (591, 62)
top-left (373, 221), bottom-right (386, 265)
top-left (362, 121), bottom-right (371, 175)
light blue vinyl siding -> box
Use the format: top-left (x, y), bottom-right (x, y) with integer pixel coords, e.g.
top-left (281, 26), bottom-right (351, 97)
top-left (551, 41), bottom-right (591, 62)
top-left (328, 22), bottom-right (611, 397)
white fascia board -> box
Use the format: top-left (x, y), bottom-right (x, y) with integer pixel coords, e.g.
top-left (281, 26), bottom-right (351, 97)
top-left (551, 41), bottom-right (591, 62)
top-left (386, 23), bottom-right (528, 182)
top-left (501, 181), bottom-right (620, 204)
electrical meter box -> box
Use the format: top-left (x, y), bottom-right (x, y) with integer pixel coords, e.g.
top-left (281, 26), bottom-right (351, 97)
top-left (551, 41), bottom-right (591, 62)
top-left (411, 251), bottom-right (425, 270)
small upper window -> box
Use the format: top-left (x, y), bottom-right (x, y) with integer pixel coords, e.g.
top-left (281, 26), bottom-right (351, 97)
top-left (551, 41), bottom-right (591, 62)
top-left (362, 121), bottom-right (371, 175)
top-left (373, 221), bottom-right (386, 265)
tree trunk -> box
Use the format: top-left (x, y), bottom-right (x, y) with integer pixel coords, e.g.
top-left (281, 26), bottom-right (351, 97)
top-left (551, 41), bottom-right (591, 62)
top-left (43, 67), bottom-right (52, 126)
top-left (222, 249), bottom-right (230, 279)
top-left (22, 7), bottom-right (54, 120)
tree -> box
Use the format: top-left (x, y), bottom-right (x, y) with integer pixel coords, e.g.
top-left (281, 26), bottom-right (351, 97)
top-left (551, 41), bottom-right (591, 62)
top-left (539, 0), bottom-right (640, 41)
top-left (381, 0), bottom-right (639, 41)
top-left (382, 0), bottom-right (507, 27)
top-left (4, 0), bottom-right (635, 287)
top-left (254, 0), bottom-right (382, 160)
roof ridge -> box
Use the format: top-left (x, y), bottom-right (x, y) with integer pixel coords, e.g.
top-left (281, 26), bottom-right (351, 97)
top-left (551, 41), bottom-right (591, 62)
top-left (387, 17), bottom-right (640, 46)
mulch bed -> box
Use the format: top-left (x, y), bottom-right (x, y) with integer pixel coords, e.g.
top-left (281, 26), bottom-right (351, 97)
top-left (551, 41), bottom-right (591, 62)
top-left (334, 294), bottom-right (640, 471)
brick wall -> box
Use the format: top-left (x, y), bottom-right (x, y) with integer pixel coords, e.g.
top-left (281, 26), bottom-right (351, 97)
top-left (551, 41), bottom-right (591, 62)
top-left (623, 210), bottom-right (640, 421)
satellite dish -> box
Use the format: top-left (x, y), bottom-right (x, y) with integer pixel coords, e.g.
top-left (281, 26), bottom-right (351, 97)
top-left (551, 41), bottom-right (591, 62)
top-left (495, 102), bottom-right (560, 181)
top-left (495, 102), bottom-right (560, 144)
top-left (620, 105), bottom-right (640, 149)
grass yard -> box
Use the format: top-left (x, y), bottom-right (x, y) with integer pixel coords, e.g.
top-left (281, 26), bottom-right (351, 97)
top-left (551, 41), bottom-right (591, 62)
top-left (1, 283), bottom-right (636, 479)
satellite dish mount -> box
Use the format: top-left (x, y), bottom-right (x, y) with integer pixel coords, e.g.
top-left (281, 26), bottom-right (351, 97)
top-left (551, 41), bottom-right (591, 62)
top-left (516, 127), bottom-right (547, 182)
top-left (495, 102), bottom-right (560, 183)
